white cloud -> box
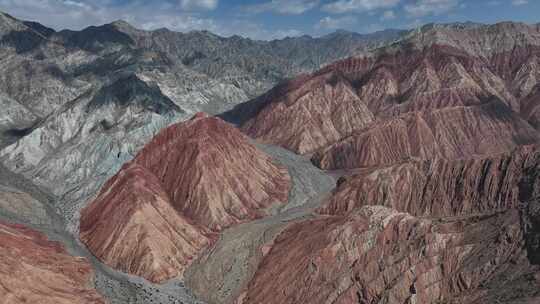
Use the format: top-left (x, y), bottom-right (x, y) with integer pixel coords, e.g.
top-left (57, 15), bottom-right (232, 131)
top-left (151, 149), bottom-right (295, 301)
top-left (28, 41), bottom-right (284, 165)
top-left (404, 0), bottom-right (460, 17)
top-left (315, 16), bottom-right (357, 29)
top-left (179, 0), bottom-right (218, 10)
top-left (216, 20), bottom-right (303, 39)
top-left (381, 10), bottom-right (396, 20)
top-left (322, 0), bottom-right (400, 14)
top-left (0, 0), bottom-right (307, 40)
top-left (512, 0), bottom-right (528, 6)
top-left (0, 0), bottom-right (214, 33)
top-left (486, 0), bottom-right (501, 6)
top-left (0, 0), bottom-right (112, 29)
top-left (362, 23), bottom-right (384, 33)
top-left (243, 0), bottom-right (319, 15)
top-left (138, 14), bottom-right (218, 33)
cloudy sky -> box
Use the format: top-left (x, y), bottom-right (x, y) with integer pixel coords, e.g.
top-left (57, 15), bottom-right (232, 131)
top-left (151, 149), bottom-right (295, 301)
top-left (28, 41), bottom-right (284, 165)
top-left (0, 0), bottom-right (538, 40)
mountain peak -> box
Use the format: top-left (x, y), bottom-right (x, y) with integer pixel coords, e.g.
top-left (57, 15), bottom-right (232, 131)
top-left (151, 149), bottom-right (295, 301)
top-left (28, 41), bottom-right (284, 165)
top-left (109, 19), bottom-right (136, 31)
top-left (0, 11), bottom-right (27, 33)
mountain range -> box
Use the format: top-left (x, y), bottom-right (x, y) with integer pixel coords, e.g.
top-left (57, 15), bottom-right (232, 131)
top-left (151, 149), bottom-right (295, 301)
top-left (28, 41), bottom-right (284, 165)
top-left (1, 9), bottom-right (540, 304)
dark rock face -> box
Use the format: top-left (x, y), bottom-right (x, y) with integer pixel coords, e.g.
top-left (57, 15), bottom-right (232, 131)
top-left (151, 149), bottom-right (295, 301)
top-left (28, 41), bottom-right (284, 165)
top-left (58, 24), bottom-right (135, 52)
top-left (87, 74), bottom-right (181, 115)
top-left (0, 221), bottom-right (105, 304)
top-left (521, 84), bottom-right (540, 128)
top-left (80, 113), bottom-right (290, 282)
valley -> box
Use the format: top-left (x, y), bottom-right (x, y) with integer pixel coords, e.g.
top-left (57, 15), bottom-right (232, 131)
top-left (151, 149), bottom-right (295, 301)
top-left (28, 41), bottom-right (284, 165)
top-left (1, 10), bottom-right (540, 304)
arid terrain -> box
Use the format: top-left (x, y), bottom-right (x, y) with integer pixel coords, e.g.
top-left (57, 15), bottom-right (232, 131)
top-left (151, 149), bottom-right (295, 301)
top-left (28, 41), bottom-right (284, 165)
top-left (1, 9), bottom-right (540, 304)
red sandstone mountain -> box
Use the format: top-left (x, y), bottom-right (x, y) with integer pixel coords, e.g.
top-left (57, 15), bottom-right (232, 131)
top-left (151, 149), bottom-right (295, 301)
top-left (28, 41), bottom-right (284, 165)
top-left (239, 24), bottom-right (540, 160)
top-left (237, 144), bottom-right (540, 304)
top-left (80, 113), bottom-right (291, 283)
top-left (312, 103), bottom-right (538, 170)
top-left (242, 71), bottom-right (374, 154)
top-left (225, 24), bottom-right (540, 304)
top-left (239, 206), bottom-right (539, 304)
top-left (0, 221), bottom-right (105, 304)
top-left (80, 162), bottom-right (212, 283)
top-left (319, 145), bottom-right (540, 217)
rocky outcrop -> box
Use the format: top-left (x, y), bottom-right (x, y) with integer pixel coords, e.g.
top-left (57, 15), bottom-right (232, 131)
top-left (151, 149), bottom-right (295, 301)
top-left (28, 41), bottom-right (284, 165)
top-left (319, 145), bottom-right (540, 217)
top-left (239, 206), bottom-right (538, 304)
top-left (80, 113), bottom-right (290, 282)
top-left (0, 221), bottom-right (105, 304)
top-left (87, 74), bottom-right (181, 115)
top-left (312, 103), bottom-right (538, 170)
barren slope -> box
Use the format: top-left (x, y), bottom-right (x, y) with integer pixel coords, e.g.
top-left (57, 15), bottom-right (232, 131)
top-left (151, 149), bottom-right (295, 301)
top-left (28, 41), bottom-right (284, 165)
top-left (80, 113), bottom-right (291, 283)
top-left (0, 221), bottom-right (105, 304)
top-left (239, 206), bottom-right (540, 304)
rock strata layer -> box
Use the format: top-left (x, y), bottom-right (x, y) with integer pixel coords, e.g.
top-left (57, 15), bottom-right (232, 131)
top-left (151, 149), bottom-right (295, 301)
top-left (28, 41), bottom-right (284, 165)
top-left (319, 145), bottom-right (540, 217)
top-left (80, 113), bottom-right (290, 282)
top-left (0, 221), bottom-right (105, 304)
top-left (239, 206), bottom-right (540, 304)
top-left (239, 26), bottom-right (540, 161)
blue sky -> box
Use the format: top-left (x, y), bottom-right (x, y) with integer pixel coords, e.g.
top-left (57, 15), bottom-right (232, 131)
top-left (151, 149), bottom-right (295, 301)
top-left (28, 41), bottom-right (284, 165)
top-left (0, 0), bottom-right (539, 40)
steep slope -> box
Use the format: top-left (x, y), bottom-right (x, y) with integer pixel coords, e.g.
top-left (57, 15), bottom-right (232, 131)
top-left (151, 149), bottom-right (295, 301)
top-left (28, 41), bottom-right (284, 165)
top-left (80, 162), bottom-right (211, 283)
top-left (80, 113), bottom-right (290, 282)
top-left (0, 93), bottom-right (37, 148)
top-left (239, 206), bottom-right (540, 304)
top-left (521, 84), bottom-right (540, 128)
top-left (0, 185), bottom-right (50, 226)
top-left (133, 113), bottom-right (291, 230)
top-left (241, 71), bottom-right (374, 154)
top-left (319, 145), bottom-right (540, 217)
top-left (0, 12), bottom-right (402, 239)
top-left (237, 22), bottom-right (540, 157)
top-left (0, 72), bottom-right (185, 233)
top-left (312, 102), bottom-right (538, 170)
top-left (403, 22), bottom-right (540, 58)
top-left (87, 74), bottom-right (181, 114)
top-left (0, 11), bottom-right (50, 54)
top-left (0, 221), bottom-right (105, 304)
top-left (0, 162), bottom-right (57, 228)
